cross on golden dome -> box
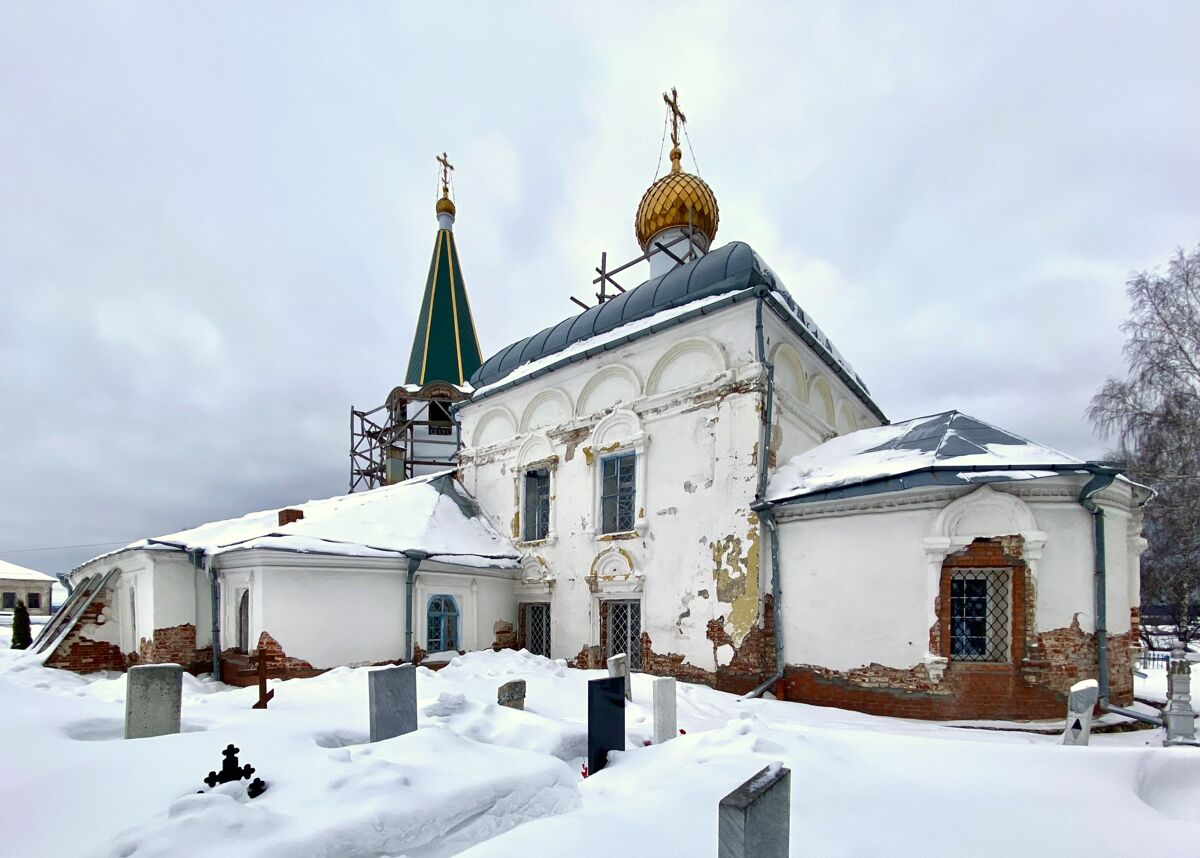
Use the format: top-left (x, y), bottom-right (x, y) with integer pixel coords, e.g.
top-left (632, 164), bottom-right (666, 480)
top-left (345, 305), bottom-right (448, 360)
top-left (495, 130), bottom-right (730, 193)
top-left (634, 88), bottom-right (718, 250)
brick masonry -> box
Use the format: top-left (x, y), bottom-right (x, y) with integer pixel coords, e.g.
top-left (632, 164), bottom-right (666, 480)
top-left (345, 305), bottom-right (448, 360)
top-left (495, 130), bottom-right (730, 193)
top-left (44, 591), bottom-right (126, 673)
top-left (135, 623), bottom-right (211, 673)
top-left (781, 536), bottom-right (1138, 720)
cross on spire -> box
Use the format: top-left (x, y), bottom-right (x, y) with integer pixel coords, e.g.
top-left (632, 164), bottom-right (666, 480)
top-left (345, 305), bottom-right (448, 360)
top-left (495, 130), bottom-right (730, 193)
top-left (663, 87), bottom-right (687, 148)
top-left (437, 151), bottom-right (454, 198)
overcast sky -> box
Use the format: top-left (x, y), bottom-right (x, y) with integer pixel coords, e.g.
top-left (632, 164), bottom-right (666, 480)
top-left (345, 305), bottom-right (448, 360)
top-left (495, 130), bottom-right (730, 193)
top-left (2, 2), bottom-right (1197, 575)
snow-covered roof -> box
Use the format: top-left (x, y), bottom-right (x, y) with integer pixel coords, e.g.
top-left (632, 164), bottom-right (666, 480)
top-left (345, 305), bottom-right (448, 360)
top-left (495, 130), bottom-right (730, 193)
top-left (767, 410), bottom-right (1108, 504)
top-left (85, 472), bottom-right (519, 570)
top-left (467, 242), bottom-right (884, 420)
top-left (0, 560), bottom-right (56, 582)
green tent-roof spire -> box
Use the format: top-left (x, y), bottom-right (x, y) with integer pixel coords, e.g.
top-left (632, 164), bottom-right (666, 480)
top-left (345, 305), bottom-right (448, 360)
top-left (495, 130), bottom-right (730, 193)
top-left (405, 159), bottom-right (483, 386)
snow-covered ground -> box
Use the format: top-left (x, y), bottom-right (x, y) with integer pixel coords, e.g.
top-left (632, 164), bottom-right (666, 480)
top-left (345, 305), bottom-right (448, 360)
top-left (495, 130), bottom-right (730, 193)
top-left (0, 645), bottom-right (1196, 857)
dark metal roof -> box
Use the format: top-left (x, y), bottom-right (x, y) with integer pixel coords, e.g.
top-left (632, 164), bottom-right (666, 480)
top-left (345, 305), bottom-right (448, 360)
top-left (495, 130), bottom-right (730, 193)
top-left (766, 410), bottom-right (1093, 506)
top-left (471, 242), bottom-right (766, 388)
top-left (467, 241), bottom-right (884, 420)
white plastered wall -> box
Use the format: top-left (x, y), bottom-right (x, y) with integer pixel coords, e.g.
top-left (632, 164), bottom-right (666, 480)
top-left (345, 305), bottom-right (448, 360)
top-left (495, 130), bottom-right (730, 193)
top-left (458, 298), bottom-right (882, 673)
top-left (776, 479), bottom-right (1144, 673)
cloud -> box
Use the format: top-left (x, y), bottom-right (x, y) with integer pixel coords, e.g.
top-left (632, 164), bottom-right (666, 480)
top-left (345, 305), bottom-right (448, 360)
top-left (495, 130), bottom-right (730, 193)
top-left (0, 1), bottom-right (1197, 573)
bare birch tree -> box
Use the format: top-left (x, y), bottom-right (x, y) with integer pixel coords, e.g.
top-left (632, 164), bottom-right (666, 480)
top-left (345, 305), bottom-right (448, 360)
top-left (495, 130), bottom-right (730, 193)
top-left (1089, 242), bottom-right (1200, 648)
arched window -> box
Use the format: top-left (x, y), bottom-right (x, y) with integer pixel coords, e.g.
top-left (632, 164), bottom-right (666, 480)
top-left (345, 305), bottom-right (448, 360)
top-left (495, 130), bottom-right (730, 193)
top-left (426, 594), bottom-right (460, 653)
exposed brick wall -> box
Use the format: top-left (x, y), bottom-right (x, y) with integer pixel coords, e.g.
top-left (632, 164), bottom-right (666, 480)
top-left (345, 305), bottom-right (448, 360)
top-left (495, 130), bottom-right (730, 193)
top-left (255, 631), bottom-right (314, 673)
top-left (640, 596), bottom-right (778, 695)
top-left (135, 623), bottom-right (210, 672)
top-left (781, 537), bottom-right (1137, 720)
top-left (491, 620), bottom-right (518, 652)
top-left (45, 592), bottom-right (126, 673)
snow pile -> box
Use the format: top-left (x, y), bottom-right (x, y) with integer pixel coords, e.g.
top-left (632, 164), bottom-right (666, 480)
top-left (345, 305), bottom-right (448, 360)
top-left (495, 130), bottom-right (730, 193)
top-left (0, 648), bottom-right (1196, 857)
top-left (769, 410), bottom-right (1087, 502)
top-left (89, 471), bottom-right (519, 569)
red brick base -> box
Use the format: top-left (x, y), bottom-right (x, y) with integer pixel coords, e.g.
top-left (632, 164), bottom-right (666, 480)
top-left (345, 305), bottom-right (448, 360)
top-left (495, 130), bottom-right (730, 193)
top-left (45, 592), bottom-right (126, 673)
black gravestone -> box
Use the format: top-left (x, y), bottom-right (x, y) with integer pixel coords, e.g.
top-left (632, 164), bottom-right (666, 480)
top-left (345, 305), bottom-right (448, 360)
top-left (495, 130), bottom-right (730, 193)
top-left (587, 676), bottom-right (625, 774)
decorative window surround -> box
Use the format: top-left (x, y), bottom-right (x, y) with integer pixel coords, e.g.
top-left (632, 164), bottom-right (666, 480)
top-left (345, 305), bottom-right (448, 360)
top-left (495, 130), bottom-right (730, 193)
top-left (515, 436), bottom-right (559, 547)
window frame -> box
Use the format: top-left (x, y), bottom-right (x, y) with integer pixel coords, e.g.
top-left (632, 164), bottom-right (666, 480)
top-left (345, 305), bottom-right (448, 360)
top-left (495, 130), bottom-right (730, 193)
top-left (599, 450), bottom-right (637, 535)
top-left (522, 467), bottom-right (551, 543)
top-left (26, 592), bottom-right (41, 610)
top-left (426, 594), bottom-right (461, 654)
top-left (1, 592), bottom-right (15, 610)
top-left (947, 567), bottom-right (1013, 664)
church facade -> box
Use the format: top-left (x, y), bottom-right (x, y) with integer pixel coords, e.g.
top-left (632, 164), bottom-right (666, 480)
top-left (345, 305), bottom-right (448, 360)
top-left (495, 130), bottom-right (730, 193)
top-left (41, 97), bottom-right (1146, 721)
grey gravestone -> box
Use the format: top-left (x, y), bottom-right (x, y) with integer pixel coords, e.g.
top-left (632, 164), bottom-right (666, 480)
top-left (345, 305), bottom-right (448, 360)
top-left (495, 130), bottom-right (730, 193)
top-left (125, 663), bottom-right (183, 739)
top-left (369, 664), bottom-right (417, 742)
top-left (1062, 678), bottom-right (1099, 746)
top-left (651, 676), bottom-right (677, 744)
top-left (587, 675), bottom-right (625, 774)
top-left (607, 652), bottom-right (631, 700)
top-left (498, 679), bottom-right (526, 710)
top-left (718, 763), bottom-right (791, 858)
top-left (1163, 649), bottom-right (1199, 747)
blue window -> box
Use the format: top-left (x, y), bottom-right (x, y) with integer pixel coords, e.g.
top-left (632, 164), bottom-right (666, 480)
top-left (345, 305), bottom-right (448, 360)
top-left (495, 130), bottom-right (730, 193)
top-left (426, 594), bottom-right (460, 653)
top-left (600, 451), bottom-right (636, 534)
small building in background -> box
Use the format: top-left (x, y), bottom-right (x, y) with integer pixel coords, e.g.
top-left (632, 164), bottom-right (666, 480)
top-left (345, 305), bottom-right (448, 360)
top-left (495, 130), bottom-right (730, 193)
top-left (0, 560), bottom-right (55, 615)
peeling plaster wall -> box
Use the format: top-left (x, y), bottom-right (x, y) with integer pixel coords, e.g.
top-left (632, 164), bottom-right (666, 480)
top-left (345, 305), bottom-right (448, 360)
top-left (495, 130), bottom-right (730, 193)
top-left (459, 300), bottom-right (879, 677)
top-left (776, 478), bottom-right (1143, 673)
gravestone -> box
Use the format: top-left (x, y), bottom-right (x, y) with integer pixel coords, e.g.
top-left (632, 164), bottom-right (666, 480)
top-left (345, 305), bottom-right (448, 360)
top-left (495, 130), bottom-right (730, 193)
top-left (651, 676), bottom-right (677, 744)
top-left (369, 664), bottom-right (417, 742)
top-left (1061, 678), bottom-right (1099, 746)
top-left (498, 679), bottom-right (526, 710)
top-left (607, 653), bottom-right (631, 700)
top-left (125, 663), bottom-right (183, 740)
top-left (1163, 648), bottom-right (1199, 747)
top-left (587, 675), bottom-right (625, 774)
top-left (718, 763), bottom-right (791, 858)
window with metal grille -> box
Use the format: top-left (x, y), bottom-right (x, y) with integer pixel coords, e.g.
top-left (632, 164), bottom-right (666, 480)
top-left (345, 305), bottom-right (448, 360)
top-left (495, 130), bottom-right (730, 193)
top-left (426, 594), bottom-right (460, 653)
top-left (600, 452), bottom-right (636, 534)
top-left (525, 602), bottom-right (551, 657)
top-left (949, 569), bottom-right (1011, 662)
top-left (523, 469), bottom-right (550, 542)
top-left (605, 599), bottom-right (642, 670)
top-left (26, 592), bottom-right (41, 610)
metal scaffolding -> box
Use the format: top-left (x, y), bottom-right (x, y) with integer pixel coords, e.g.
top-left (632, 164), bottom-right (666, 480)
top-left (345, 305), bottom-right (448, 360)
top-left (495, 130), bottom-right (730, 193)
top-left (349, 383), bottom-right (466, 492)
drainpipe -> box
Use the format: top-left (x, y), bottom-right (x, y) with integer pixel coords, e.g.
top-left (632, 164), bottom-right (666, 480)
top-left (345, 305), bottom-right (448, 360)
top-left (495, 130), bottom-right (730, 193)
top-left (403, 550), bottom-right (428, 662)
top-left (188, 548), bottom-right (220, 678)
top-left (1078, 468), bottom-right (1163, 727)
top-left (742, 291), bottom-right (786, 700)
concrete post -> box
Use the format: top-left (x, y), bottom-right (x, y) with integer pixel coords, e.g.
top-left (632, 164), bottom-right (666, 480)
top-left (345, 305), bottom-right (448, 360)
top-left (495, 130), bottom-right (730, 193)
top-left (718, 763), bottom-right (790, 858)
top-left (1163, 648), bottom-right (1199, 747)
top-left (1062, 679), bottom-right (1099, 746)
top-left (125, 664), bottom-right (183, 739)
top-left (651, 676), bottom-right (677, 744)
top-left (607, 653), bottom-right (631, 700)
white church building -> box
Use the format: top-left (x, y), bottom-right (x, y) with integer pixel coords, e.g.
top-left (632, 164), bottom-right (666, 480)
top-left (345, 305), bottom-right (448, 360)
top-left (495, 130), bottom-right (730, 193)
top-left (40, 97), bottom-right (1148, 720)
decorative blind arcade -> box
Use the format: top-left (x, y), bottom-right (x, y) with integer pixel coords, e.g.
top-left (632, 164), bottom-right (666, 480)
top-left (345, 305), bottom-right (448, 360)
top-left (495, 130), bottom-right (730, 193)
top-left (523, 469), bottom-right (550, 542)
top-left (949, 569), bottom-right (1011, 662)
top-left (601, 452), bottom-right (636, 534)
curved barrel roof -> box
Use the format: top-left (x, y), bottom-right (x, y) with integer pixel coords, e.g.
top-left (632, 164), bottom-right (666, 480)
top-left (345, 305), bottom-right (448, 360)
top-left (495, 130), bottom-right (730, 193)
top-left (468, 241), bottom-right (882, 420)
top-left (471, 242), bottom-right (771, 389)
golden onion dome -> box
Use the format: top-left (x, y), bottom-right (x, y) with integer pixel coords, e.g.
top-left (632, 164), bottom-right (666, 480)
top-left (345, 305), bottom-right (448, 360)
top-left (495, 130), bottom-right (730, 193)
top-left (436, 194), bottom-right (456, 217)
top-left (635, 145), bottom-right (719, 251)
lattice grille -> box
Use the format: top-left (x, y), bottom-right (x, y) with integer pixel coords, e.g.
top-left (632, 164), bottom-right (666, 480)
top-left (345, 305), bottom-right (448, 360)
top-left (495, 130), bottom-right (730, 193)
top-left (526, 603), bottom-right (551, 657)
top-left (949, 570), bottom-right (1011, 662)
top-left (606, 600), bottom-right (642, 670)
